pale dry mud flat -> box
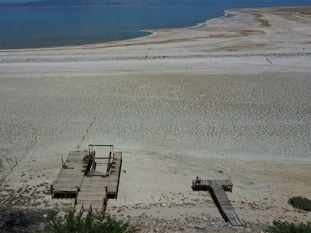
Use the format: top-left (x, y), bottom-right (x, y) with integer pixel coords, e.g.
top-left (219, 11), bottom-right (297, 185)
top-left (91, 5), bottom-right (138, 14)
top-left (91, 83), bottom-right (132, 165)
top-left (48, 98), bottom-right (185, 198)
top-left (0, 7), bottom-right (311, 232)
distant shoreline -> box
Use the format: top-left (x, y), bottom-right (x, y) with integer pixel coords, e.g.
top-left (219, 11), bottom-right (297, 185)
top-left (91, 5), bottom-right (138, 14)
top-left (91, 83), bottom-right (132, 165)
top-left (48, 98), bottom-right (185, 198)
top-left (0, 5), bottom-right (310, 51)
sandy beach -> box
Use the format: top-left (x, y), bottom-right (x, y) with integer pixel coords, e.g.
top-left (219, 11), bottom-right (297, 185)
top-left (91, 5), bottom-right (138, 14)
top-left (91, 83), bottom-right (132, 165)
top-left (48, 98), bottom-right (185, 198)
top-left (0, 6), bottom-right (310, 232)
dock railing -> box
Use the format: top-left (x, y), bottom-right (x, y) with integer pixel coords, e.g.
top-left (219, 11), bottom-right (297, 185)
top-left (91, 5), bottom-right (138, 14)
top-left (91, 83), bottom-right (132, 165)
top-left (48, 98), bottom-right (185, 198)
top-left (88, 144), bottom-right (114, 175)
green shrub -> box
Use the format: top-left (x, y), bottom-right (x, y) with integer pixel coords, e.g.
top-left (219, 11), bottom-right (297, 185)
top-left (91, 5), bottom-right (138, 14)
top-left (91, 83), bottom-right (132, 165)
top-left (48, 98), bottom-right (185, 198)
top-left (266, 220), bottom-right (311, 233)
top-left (288, 196), bottom-right (311, 211)
top-left (44, 211), bottom-right (137, 233)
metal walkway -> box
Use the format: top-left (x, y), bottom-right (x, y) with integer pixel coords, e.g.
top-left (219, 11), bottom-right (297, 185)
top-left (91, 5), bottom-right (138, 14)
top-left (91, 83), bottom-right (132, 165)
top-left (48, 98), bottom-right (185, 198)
top-left (192, 178), bottom-right (242, 226)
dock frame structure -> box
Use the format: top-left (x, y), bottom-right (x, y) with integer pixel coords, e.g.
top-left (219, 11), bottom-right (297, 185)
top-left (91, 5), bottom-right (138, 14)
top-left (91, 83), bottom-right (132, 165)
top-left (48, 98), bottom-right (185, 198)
top-left (191, 178), bottom-right (242, 226)
top-left (50, 144), bottom-right (122, 216)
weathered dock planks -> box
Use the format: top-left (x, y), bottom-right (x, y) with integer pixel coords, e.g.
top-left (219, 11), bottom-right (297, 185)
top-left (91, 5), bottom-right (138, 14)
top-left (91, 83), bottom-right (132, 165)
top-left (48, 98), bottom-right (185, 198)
top-left (51, 145), bottom-right (122, 216)
top-left (51, 150), bottom-right (88, 198)
top-left (192, 178), bottom-right (242, 226)
top-left (210, 185), bottom-right (241, 226)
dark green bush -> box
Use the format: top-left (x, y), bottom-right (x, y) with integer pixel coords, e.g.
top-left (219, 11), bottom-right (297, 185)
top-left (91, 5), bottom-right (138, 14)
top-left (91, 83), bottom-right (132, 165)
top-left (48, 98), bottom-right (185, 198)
top-left (288, 196), bottom-right (311, 211)
top-left (44, 211), bottom-right (137, 233)
top-left (266, 221), bottom-right (311, 233)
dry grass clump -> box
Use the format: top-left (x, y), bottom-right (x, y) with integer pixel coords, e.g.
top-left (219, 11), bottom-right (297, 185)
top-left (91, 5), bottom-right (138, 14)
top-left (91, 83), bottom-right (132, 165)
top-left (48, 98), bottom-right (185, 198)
top-left (266, 221), bottom-right (311, 233)
top-left (44, 211), bottom-right (137, 233)
top-left (288, 196), bottom-right (311, 211)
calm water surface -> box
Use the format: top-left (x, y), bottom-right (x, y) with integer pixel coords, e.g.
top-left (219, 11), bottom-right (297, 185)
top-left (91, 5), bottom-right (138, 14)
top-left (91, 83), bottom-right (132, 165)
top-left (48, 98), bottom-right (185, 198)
top-left (0, 0), bottom-right (310, 49)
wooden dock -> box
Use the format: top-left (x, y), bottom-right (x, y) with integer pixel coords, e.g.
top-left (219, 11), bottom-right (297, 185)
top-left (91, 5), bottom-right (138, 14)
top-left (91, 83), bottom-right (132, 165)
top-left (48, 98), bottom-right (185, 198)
top-left (51, 150), bottom-right (88, 198)
top-left (51, 145), bottom-right (122, 216)
top-left (76, 152), bottom-right (122, 214)
top-left (192, 178), bottom-right (242, 226)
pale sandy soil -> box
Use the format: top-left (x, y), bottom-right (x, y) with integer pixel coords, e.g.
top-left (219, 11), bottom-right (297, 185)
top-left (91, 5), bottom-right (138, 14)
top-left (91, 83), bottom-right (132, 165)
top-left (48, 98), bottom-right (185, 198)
top-left (0, 6), bottom-right (310, 232)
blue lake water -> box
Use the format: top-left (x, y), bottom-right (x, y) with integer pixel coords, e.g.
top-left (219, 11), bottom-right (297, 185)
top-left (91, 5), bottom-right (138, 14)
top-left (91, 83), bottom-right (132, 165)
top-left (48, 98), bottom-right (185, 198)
top-left (0, 0), bottom-right (310, 49)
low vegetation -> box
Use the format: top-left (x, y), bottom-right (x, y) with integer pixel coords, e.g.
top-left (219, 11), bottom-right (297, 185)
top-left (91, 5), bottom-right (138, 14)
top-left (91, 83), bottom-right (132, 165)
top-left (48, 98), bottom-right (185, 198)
top-left (288, 196), bottom-right (311, 211)
top-left (44, 211), bottom-right (137, 233)
top-left (266, 221), bottom-right (311, 233)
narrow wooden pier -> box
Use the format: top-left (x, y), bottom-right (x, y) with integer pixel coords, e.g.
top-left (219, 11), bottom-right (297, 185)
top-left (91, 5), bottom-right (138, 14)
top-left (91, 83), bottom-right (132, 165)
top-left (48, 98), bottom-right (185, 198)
top-left (192, 178), bottom-right (242, 226)
top-left (51, 145), bottom-right (122, 216)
